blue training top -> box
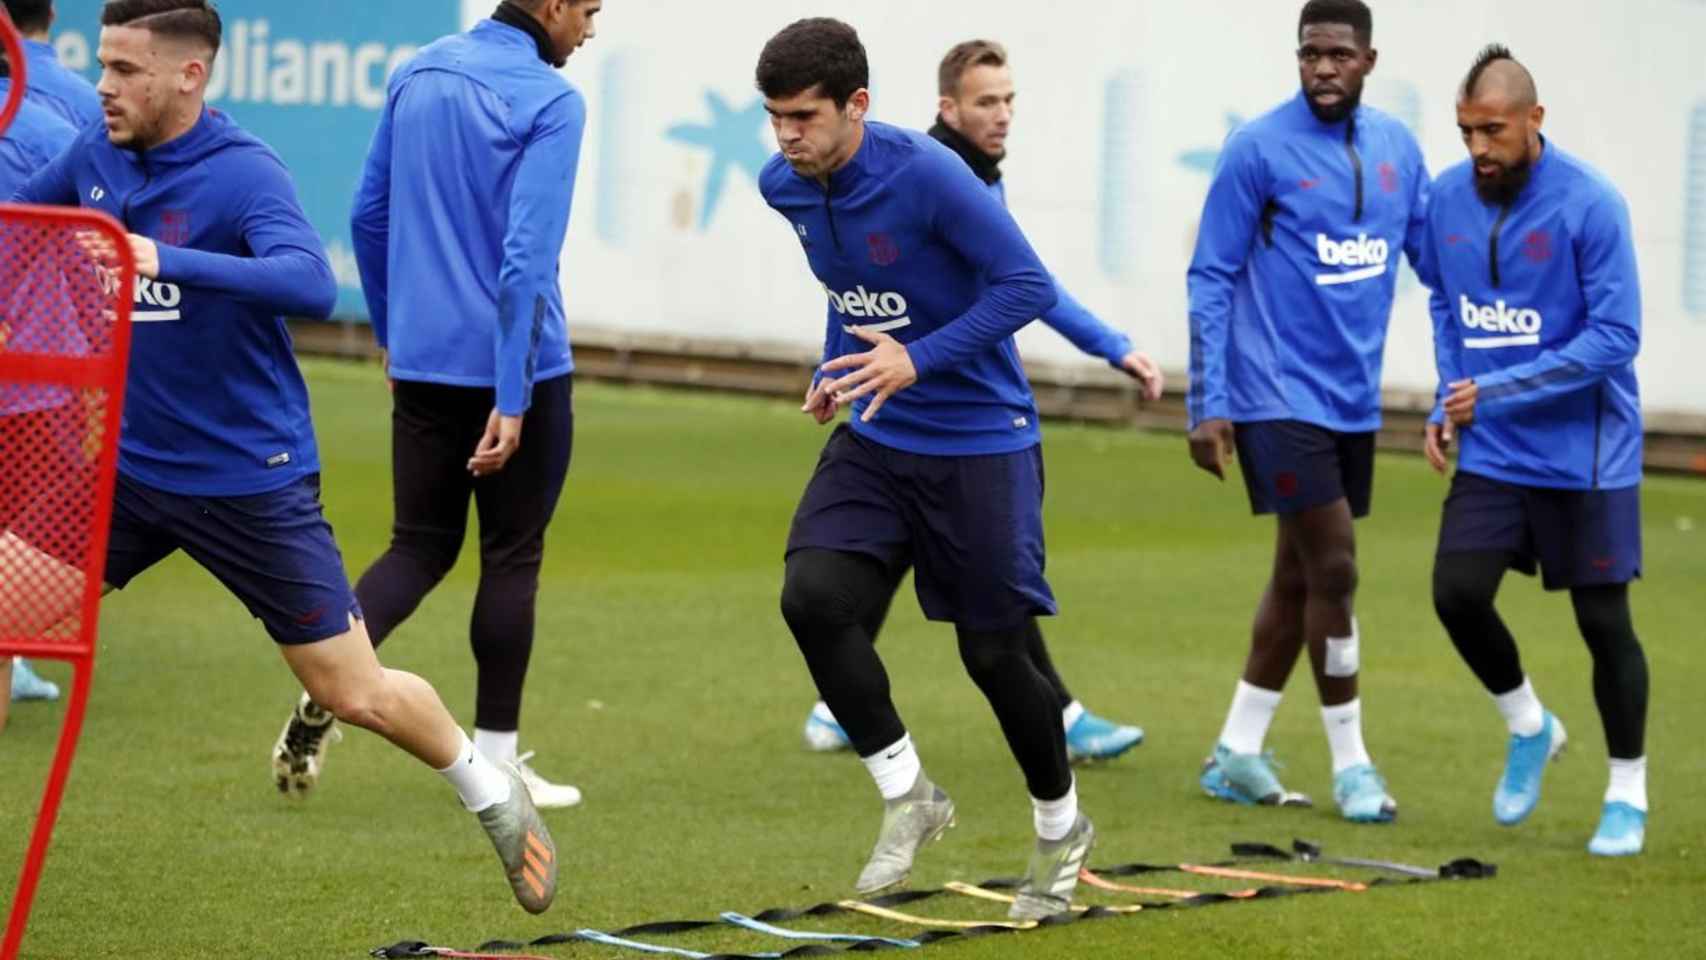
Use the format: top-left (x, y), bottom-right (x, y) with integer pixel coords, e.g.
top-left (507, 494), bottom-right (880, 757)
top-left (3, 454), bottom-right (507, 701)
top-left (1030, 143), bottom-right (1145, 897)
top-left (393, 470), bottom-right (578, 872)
top-left (760, 121), bottom-right (1059, 456)
top-left (1422, 138), bottom-right (1642, 490)
top-left (1187, 92), bottom-right (1430, 432)
top-left (15, 108), bottom-right (338, 496)
top-left (351, 18), bottom-right (584, 416)
top-left (21, 39), bottom-right (104, 131)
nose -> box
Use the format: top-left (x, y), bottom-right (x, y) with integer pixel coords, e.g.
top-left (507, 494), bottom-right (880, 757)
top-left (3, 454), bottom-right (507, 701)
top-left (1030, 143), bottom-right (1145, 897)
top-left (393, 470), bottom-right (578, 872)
top-left (1312, 59), bottom-right (1339, 80)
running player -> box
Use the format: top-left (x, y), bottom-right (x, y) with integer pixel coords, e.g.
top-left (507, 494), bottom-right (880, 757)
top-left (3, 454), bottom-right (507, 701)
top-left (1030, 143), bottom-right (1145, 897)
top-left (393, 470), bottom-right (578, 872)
top-left (8, 0), bottom-right (558, 910)
top-left (271, 0), bottom-right (601, 810)
top-left (801, 38), bottom-right (1159, 763)
top-left (1424, 45), bottom-right (1650, 856)
top-left (759, 18), bottom-right (1094, 920)
top-left (1186, 0), bottom-right (1426, 821)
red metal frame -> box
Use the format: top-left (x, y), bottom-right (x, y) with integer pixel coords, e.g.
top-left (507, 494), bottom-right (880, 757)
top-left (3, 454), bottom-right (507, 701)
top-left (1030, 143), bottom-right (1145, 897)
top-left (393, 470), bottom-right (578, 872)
top-left (0, 201), bottom-right (136, 958)
top-left (0, 7), bottom-right (25, 140)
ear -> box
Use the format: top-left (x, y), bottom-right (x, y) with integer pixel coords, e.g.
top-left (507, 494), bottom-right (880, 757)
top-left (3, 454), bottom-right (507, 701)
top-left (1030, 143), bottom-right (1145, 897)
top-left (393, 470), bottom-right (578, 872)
top-left (846, 88), bottom-right (870, 123)
top-left (1363, 47), bottom-right (1378, 74)
top-left (938, 95), bottom-right (957, 124)
top-left (1530, 103), bottom-right (1545, 132)
top-left (180, 56), bottom-right (209, 95)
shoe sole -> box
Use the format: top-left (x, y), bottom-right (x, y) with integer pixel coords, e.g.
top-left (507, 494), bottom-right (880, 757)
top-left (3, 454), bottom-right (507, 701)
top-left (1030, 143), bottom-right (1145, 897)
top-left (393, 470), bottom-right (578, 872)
top-left (1068, 736), bottom-right (1144, 764)
top-left (854, 806), bottom-right (958, 897)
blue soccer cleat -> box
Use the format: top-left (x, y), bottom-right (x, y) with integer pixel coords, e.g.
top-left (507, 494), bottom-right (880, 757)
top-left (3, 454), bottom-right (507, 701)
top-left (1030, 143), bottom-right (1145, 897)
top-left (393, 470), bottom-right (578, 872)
top-left (1065, 709), bottom-right (1144, 762)
top-left (802, 703), bottom-right (852, 752)
top-left (1587, 802), bottom-right (1646, 857)
top-left (1333, 763), bottom-right (1398, 823)
top-left (10, 658), bottom-right (60, 702)
top-left (1494, 711), bottom-right (1567, 826)
top-left (1199, 744), bottom-right (1312, 807)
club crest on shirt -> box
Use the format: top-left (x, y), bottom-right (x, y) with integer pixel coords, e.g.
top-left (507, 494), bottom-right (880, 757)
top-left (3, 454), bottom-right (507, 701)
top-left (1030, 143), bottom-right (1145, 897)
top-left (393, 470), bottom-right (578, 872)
top-left (1378, 161), bottom-right (1400, 194)
top-left (1522, 230), bottom-right (1552, 264)
top-left (867, 232), bottom-right (900, 266)
top-left (159, 210), bottom-right (192, 247)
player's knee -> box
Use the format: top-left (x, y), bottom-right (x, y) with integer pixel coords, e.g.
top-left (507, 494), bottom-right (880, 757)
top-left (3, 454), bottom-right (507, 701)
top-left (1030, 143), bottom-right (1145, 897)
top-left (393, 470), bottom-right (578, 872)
top-left (307, 679), bottom-right (393, 732)
top-left (1305, 550), bottom-right (1358, 601)
top-left (1571, 586), bottom-right (1636, 653)
top-left (392, 527), bottom-right (464, 583)
top-left (1433, 562), bottom-right (1496, 623)
top-left (780, 550), bottom-right (866, 631)
top-left (956, 628), bottom-right (1026, 682)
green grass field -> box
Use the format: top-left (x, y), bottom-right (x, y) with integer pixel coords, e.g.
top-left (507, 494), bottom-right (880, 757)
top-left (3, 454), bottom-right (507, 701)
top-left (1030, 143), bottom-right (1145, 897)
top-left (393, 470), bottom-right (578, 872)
top-left (4, 358), bottom-right (1704, 959)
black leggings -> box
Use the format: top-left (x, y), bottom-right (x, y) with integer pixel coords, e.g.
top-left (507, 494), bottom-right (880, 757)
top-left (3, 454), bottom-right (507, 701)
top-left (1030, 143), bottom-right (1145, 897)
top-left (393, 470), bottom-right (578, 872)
top-left (1433, 550), bottom-right (1648, 758)
top-left (781, 548), bottom-right (1073, 800)
top-left (354, 375), bottom-right (574, 732)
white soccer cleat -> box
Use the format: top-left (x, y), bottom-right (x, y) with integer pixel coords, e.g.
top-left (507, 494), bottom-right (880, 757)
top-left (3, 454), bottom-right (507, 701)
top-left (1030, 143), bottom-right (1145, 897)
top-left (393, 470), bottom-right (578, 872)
top-left (271, 693), bottom-right (341, 797)
top-left (515, 750), bottom-right (583, 809)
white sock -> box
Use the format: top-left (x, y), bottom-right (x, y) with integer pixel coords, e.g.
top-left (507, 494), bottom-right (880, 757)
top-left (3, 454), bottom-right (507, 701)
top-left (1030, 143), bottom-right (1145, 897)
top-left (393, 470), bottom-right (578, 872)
top-left (438, 730), bottom-right (512, 812)
top-left (1219, 680), bottom-right (1282, 755)
top-left (1493, 677), bottom-right (1546, 737)
top-left (1061, 700), bottom-right (1086, 731)
top-left (862, 733), bottom-right (922, 801)
top-left (474, 728), bottom-right (519, 766)
top-left (811, 701), bottom-right (838, 725)
top-left (1321, 698), bottom-right (1373, 774)
top-left (1606, 756), bottom-right (1648, 811)
top-left (1033, 778), bottom-right (1079, 841)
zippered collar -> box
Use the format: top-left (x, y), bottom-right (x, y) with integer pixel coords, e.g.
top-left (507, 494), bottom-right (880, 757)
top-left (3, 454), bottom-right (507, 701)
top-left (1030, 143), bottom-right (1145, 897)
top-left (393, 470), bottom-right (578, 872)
top-left (490, 1), bottom-right (564, 68)
top-left (928, 116), bottom-right (1002, 186)
top-left (1290, 89), bottom-right (1363, 136)
top-left (123, 107), bottom-right (237, 168)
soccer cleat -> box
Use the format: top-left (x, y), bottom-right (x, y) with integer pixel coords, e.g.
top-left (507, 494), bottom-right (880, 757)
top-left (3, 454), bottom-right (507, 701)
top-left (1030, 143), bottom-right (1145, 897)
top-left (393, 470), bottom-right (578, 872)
top-left (1064, 710), bottom-right (1144, 762)
top-left (1199, 744), bottom-right (1312, 807)
top-left (271, 693), bottom-right (341, 797)
top-left (475, 767), bottom-right (559, 914)
top-left (515, 750), bottom-right (583, 809)
top-left (1494, 711), bottom-right (1567, 826)
top-left (803, 705), bottom-right (853, 752)
top-left (1333, 763), bottom-right (1398, 823)
top-left (1587, 801), bottom-right (1646, 857)
top-left (1008, 813), bottom-right (1096, 921)
top-left (9, 658), bottom-right (60, 701)
top-left (854, 775), bottom-right (956, 895)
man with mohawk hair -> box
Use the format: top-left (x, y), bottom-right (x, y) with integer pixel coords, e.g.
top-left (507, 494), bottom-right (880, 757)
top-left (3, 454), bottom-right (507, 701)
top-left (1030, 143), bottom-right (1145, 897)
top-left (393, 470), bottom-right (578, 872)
top-left (1423, 43), bottom-right (1651, 857)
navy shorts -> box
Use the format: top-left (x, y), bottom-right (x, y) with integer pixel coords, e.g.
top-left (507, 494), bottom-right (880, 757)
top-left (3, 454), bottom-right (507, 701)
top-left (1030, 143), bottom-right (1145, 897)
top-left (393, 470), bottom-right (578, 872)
top-left (1234, 419), bottom-right (1375, 518)
top-left (105, 473), bottom-right (361, 644)
top-left (786, 424), bottom-right (1057, 632)
top-left (1436, 471), bottom-right (1642, 591)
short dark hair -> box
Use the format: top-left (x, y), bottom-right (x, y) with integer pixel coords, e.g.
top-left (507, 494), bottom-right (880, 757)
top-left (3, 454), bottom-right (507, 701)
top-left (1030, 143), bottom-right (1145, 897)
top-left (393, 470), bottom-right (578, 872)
top-left (938, 39), bottom-right (1007, 98)
top-left (1298, 0), bottom-right (1372, 47)
top-left (101, 0), bottom-right (222, 57)
top-left (755, 17), bottom-right (868, 109)
top-left (3, 0), bottom-right (54, 34)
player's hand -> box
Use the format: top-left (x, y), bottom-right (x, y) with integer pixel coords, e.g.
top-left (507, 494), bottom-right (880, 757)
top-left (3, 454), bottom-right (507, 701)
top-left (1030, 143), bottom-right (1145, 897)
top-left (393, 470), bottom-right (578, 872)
top-left (1188, 418), bottom-right (1236, 480)
top-left (468, 408), bottom-right (523, 477)
top-left (819, 326), bottom-right (918, 423)
top-left (801, 377), bottom-right (838, 425)
top-left (378, 349), bottom-right (394, 393)
top-left (126, 234), bottom-right (160, 279)
top-left (1444, 378), bottom-right (1478, 426)
top-left (1118, 350), bottom-right (1165, 403)
top-left (1424, 420), bottom-right (1454, 475)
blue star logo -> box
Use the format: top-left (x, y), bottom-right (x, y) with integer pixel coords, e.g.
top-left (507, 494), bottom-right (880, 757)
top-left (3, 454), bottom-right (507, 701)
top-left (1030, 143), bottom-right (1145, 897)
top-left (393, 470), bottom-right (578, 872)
top-left (665, 91), bottom-right (772, 230)
top-left (1178, 113), bottom-right (1245, 174)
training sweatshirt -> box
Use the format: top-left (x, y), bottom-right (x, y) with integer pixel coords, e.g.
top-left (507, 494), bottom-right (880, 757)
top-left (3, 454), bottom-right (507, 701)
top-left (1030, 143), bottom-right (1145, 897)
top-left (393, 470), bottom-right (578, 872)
top-left (1423, 138), bottom-right (1642, 490)
top-left (1187, 91), bottom-right (1429, 432)
top-left (759, 120), bottom-right (1058, 456)
top-left (15, 108), bottom-right (338, 496)
top-left (351, 15), bottom-right (584, 416)
top-left (928, 118), bottom-right (1133, 366)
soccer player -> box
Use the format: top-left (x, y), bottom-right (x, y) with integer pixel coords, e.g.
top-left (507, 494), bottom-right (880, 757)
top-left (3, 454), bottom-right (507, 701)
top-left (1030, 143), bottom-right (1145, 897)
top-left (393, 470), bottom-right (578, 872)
top-left (1185, 0), bottom-right (1426, 821)
top-left (2, 0), bottom-right (100, 707)
top-left (0, 64), bottom-right (79, 716)
top-left (2, 0), bottom-right (105, 129)
top-left (271, 0), bottom-right (601, 810)
top-left (9, 0), bottom-right (558, 911)
top-left (758, 18), bottom-right (1094, 920)
top-left (1423, 46), bottom-right (1649, 856)
top-left (802, 39), bottom-right (1159, 764)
